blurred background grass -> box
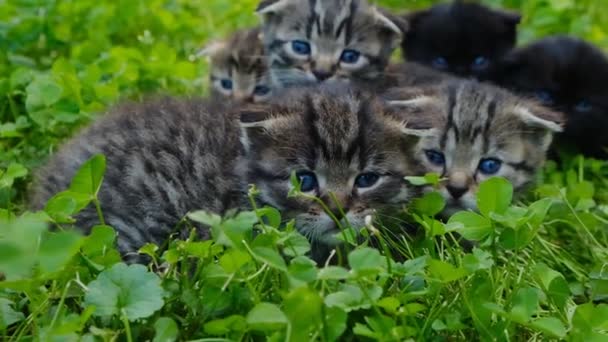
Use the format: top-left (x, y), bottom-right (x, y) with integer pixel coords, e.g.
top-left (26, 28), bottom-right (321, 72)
top-left (0, 0), bottom-right (607, 207)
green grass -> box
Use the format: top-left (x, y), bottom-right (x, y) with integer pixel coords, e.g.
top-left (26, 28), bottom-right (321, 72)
top-left (1, 0), bottom-right (608, 340)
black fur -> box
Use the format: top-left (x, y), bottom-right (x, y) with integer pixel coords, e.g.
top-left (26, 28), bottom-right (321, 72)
top-left (493, 36), bottom-right (608, 158)
top-left (402, 1), bottom-right (520, 79)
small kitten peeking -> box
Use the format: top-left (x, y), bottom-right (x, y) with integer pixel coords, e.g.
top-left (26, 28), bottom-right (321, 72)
top-left (198, 28), bottom-right (272, 103)
top-left (32, 84), bottom-right (429, 263)
top-left (256, 0), bottom-right (405, 86)
top-left (402, 1), bottom-right (520, 79)
top-left (385, 80), bottom-right (564, 217)
top-left (493, 36), bottom-right (608, 158)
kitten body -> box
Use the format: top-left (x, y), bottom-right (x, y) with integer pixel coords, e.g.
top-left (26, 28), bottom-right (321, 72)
top-left (199, 28), bottom-right (272, 103)
top-left (402, 2), bottom-right (520, 79)
top-left (32, 84), bottom-right (428, 262)
top-left (493, 36), bottom-right (608, 158)
top-left (385, 80), bottom-right (564, 216)
top-left (256, 0), bottom-right (405, 87)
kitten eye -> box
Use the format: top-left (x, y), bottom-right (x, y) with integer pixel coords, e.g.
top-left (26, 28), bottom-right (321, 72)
top-left (425, 150), bottom-right (445, 166)
top-left (220, 79), bottom-right (233, 90)
top-left (254, 85), bottom-right (271, 96)
top-left (478, 158), bottom-right (502, 175)
top-left (535, 90), bottom-right (554, 106)
top-left (340, 49), bottom-right (361, 64)
top-left (575, 99), bottom-right (593, 112)
top-left (431, 57), bottom-right (448, 70)
top-left (471, 56), bottom-right (489, 71)
top-left (291, 40), bottom-right (311, 56)
top-left (296, 171), bottom-right (318, 192)
top-left (354, 172), bottom-right (380, 188)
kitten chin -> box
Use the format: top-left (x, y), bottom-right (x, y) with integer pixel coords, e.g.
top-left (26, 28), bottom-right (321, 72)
top-left (402, 2), bottom-right (520, 80)
top-left (32, 83), bottom-right (431, 264)
top-left (256, 0), bottom-right (404, 87)
top-left (492, 35), bottom-right (608, 159)
top-left (199, 28), bottom-right (272, 103)
top-left (383, 80), bottom-right (564, 217)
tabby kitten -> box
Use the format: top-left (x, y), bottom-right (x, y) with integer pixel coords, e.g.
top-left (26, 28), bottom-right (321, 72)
top-left (32, 84), bottom-right (429, 262)
top-left (492, 36), bottom-right (608, 158)
top-left (256, 0), bottom-right (405, 86)
top-left (402, 2), bottom-right (520, 79)
top-left (385, 80), bottom-right (564, 216)
top-left (198, 28), bottom-right (272, 103)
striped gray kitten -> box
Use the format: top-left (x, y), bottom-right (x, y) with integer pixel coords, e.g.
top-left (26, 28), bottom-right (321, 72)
top-left (32, 84), bottom-right (429, 262)
top-left (256, 0), bottom-right (405, 86)
top-left (385, 80), bottom-right (564, 216)
top-left (199, 28), bottom-right (272, 103)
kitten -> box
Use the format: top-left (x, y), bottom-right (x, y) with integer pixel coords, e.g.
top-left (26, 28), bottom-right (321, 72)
top-left (492, 36), bottom-right (608, 158)
top-left (32, 84), bottom-right (430, 263)
top-left (256, 0), bottom-right (405, 86)
top-left (198, 28), bottom-right (272, 103)
top-left (384, 80), bottom-right (564, 216)
top-left (402, 1), bottom-right (520, 80)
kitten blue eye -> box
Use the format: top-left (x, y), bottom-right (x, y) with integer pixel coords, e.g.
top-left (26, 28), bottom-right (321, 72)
top-left (296, 171), bottom-right (318, 192)
top-left (340, 49), bottom-right (361, 64)
top-left (220, 79), bottom-right (233, 90)
top-left (425, 150), bottom-right (445, 166)
top-left (431, 57), bottom-right (448, 70)
top-left (254, 85), bottom-right (271, 96)
top-left (471, 56), bottom-right (489, 71)
top-left (291, 40), bottom-right (311, 55)
top-left (478, 158), bottom-right (502, 175)
top-left (355, 172), bottom-right (380, 188)
top-left (535, 90), bottom-right (554, 106)
top-left (575, 99), bottom-right (593, 112)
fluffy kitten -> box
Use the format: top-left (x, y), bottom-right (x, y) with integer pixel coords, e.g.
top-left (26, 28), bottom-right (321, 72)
top-left (384, 80), bottom-right (564, 216)
top-left (492, 36), bottom-right (608, 158)
top-left (32, 84), bottom-right (429, 262)
top-left (199, 28), bottom-right (272, 103)
top-left (402, 1), bottom-right (520, 79)
top-left (256, 0), bottom-right (405, 86)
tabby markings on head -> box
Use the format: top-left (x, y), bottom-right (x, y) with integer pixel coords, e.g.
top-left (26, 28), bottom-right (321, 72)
top-left (385, 80), bottom-right (564, 217)
top-left (199, 28), bottom-right (272, 103)
top-left (256, 0), bottom-right (405, 87)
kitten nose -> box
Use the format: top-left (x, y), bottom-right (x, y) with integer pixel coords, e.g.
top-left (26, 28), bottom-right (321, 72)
top-left (446, 185), bottom-right (468, 200)
top-left (312, 70), bottom-right (333, 82)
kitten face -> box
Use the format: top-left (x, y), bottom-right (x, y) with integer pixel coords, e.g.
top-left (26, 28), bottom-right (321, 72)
top-left (200, 28), bottom-right (272, 103)
top-left (385, 81), bottom-right (564, 216)
top-left (493, 36), bottom-right (608, 158)
top-left (403, 3), bottom-right (520, 79)
top-left (256, 0), bottom-right (404, 86)
top-left (240, 84), bottom-right (427, 245)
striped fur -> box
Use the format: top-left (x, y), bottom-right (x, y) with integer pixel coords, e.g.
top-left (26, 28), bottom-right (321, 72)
top-left (256, 0), bottom-right (405, 87)
top-left (199, 28), bottom-right (272, 103)
top-left (31, 84), bottom-right (428, 263)
top-left (385, 80), bottom-right (564, 216)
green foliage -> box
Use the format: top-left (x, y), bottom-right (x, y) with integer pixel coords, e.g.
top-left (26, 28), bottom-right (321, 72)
top-left (1, 0), bottom-right (608, 340)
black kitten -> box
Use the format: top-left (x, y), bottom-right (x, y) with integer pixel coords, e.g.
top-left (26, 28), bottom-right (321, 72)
top-left (402, 1), bottom-right (520, 79)
top-left (494, 36), bottom-right (608, 158)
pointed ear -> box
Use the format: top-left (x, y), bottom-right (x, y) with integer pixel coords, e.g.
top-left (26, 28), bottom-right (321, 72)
top-left (498, 9), bottom-right (522, 26)
top-left (371, 7), bottom-right (406, 48)
top-left (238, 105), bottom-right (275, 153)
top-left (512, 104), bottom-right (565, 151)
top-left (196, 40), bottom-right (227, 59)
top-left (256, 0), bottom-right (291, 18)
top-left (383, 88), bottom-right (443, 138)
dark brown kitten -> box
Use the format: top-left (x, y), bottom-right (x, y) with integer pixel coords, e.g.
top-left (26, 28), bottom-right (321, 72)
top-left (492, 36), bottom-right (608, 158)
top-left (402, 1), bottom-right (520, 80)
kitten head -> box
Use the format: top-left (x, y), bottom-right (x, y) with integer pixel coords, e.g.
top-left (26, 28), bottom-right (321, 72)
top-left (385, 81), bottom-right (564, 216)
top-left (199, 28), bottom-right (272, 103)
top-left (239, 83), bottom-right (429, 246)
top-left (493, 36), bottom-right (608, 157)
top-left (256, 0), bottom-right (405, 86)
top-left (402, 2), bottom-right (520, 79)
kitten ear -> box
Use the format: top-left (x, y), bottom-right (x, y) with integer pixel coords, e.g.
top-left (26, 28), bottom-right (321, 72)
top-left (513, 104), bottom-right (565, 150)
top-left (498, 9), bottom-right (522, 26)
top-left (374, 7), bottom-right (408, 37)
top-left (256, 0), bottom-right (290, 16)
top-left (196, 40), bottom-right (227, 59)
top-left (238, 105), bottom-right (275, 153)
top-left (383, 88), bottom-right (443, 138)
